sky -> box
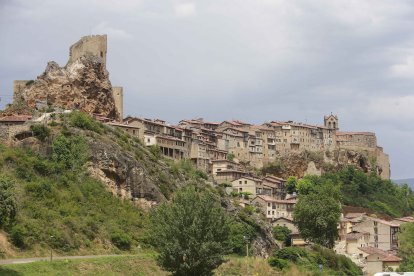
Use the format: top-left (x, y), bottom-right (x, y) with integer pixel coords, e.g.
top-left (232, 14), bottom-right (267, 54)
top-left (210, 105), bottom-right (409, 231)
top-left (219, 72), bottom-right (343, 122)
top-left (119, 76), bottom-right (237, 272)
top-left (0, 0), bottom-right (413, 179)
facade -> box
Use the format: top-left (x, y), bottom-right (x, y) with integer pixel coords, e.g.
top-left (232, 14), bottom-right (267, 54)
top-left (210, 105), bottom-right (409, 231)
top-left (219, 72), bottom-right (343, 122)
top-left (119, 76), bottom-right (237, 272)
top-left (345, 231), bottom-right (370, 255)
top-left (251, 195), bottom-right (296, 220)
top-left (68, 35), bottom-right (107, 67)
top-left (352, 217), bottom-right (400, 251)
top-left (357, 246), bottom-right (401, 275)
top-left (231, 177), bottom-right (272, 198)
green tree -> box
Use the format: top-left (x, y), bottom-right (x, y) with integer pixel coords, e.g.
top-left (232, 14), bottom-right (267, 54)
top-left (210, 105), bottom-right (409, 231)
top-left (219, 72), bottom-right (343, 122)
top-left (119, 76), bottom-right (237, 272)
top-left (293, 182), bottom-right (341, 248)
top-left (0, 176), bottom-right (17, 227)
top-left (150, 186), bottom-right (230, 276)
top-left (272, 225), bottom-right (292, 246)
top-left (398, 223), bottom-right (414, 271)
top-left (52, 133), bottom-right (88, 170)
top-left (226, 153), bottom-right (235, 162)
top-left (286, 176), bottom-right (297, 194)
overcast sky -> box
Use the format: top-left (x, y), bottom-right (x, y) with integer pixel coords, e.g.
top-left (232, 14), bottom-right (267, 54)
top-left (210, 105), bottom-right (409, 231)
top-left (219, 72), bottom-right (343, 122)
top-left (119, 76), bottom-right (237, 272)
top-left (1, 0), bottom-right (413, 179)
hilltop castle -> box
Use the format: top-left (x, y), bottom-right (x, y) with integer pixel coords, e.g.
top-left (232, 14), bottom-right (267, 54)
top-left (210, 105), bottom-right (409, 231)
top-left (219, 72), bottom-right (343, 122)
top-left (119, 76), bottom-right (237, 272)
top-left (11, 35), bottom-right (123, 121)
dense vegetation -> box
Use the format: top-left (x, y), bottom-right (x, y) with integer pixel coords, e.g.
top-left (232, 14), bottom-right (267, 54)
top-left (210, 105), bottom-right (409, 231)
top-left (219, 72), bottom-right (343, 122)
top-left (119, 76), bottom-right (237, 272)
top-left (0, 139), bottom-right (145, 254)
top-left (268, 246), bottom-right (362, 276)
top-left (398, 223), bottom-right (414, 271)
top-left (289, 166), bottom-right (414, 218)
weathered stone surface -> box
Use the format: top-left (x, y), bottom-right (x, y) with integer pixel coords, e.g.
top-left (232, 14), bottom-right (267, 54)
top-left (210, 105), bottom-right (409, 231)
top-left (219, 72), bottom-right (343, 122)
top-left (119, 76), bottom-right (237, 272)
top-left (86, 135), bottom-right (166, 203)
top-left (10, 55), bottom-right (119, 120)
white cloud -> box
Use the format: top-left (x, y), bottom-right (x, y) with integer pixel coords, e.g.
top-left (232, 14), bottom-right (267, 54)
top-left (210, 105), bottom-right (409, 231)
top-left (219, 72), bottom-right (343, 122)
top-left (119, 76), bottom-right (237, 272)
top-left (174, 2), bottom-right (196, 17)
top-left (92, 22), bottom-right (133, 40)
top-left (389, 55), bottom-right (414, 78)
top-left (366, 95), bottom-right (414, 121)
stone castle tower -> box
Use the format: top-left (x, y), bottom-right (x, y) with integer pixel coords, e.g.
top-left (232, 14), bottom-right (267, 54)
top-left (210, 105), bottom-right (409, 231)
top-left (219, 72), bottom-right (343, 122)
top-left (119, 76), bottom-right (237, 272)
top-left (324, 114), bottom-right (339, 130)
top-left (68, 35), bottom-right (108, 68)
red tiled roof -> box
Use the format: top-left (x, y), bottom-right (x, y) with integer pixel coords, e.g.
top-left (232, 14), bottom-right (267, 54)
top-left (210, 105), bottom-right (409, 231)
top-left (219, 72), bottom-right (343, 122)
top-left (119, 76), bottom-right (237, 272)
top-left (381, 255), bottom-right (402, 262)
top-left (0, 115), bottom-right (32, 122)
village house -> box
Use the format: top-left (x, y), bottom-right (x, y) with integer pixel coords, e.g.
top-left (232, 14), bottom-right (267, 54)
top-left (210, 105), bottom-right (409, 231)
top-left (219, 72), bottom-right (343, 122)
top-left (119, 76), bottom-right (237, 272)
top-left (357, 246), bottom-right (401, 275)
top-left (0, 115), bottom-right (32, 126)
top-left (211, 159), bottom-right (241, 176)
top-left (231, 176), bottom-right (273, 198)
top-left (339, 213), bottom-right (366, 239)
top-left (344, 231), bottom-right (370, 255)
top-left (352, 217), bottom-right (400, 251)
top-left (215, 170), bottom-right (247, 184)
top-left (262, 175), bottom-right (286, 200)
top-left (251, 195), bottom-right (296, 220)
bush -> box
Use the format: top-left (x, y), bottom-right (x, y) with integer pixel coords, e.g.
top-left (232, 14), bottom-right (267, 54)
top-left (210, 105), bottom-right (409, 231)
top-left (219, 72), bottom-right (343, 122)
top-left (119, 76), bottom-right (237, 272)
top-left (275, 247), bottom-right (308, 262)
top-left (0, 177), bottom-right (17, 227)
top-left (268, 257), bottom-right (289, 270)
top-left (10, 225), bottom-right (26, 248)
top-left (111, 231), bottom-right (132, 250)
top-left (30, 124), bottom-right (51, 141)
top-left (69, 111), bottom-right (103, 134)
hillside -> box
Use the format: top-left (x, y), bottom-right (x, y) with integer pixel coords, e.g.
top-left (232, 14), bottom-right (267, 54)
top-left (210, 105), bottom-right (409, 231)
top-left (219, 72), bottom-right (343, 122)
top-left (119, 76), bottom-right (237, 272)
top-left (0, 112), bottom-right (276, 259)
top-left (394, 178), bottom-right (414, 190)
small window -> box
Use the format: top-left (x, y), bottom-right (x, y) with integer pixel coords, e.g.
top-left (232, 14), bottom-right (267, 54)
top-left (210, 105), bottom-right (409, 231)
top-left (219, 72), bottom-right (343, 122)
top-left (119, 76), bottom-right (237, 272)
top-left (239, 181), bottom-right (242, 184)
top-left (245, 181), bottom-right (247, 184)
top-left (100, 51), bottom-right (103, 58)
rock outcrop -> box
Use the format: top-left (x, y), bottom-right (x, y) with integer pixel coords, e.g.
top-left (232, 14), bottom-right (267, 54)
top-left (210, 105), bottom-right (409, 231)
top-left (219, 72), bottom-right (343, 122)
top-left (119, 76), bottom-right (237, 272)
top-left (10, 56), bottom-right (119, 120)
top-left (263, 149), bottom-right (385, 179)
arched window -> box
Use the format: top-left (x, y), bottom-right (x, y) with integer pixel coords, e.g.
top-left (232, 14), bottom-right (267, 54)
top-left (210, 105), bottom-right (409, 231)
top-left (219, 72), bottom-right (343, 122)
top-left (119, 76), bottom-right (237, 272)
top-left (333, 122), bottom-right (336, 129)
top-left (329, 122), bottom-right (332, 128)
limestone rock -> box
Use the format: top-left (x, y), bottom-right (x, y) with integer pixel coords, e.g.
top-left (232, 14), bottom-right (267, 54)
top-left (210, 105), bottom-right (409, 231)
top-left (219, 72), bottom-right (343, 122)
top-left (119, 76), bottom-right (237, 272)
top-left (12, 55), bottom-right (119, 120)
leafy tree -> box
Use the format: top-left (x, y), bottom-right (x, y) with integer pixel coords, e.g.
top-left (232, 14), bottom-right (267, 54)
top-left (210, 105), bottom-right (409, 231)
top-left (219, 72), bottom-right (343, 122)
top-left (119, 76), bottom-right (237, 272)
top-left (150, 186), bottom-right (230, 276)
top-left (52, 133), bottom-right (88, 170)
top-left (272, 225), bottom-right (292, 246)
top-left (226, 153), bottom-right (235, 162)
top-left (285, 176), bottom-right (297, 194)
top-left (398, 223), bottom-right (414, 271)
top-left (0, 177), bottom-right (17, 227)
top-left (293, 181), bottom-right (341, 248)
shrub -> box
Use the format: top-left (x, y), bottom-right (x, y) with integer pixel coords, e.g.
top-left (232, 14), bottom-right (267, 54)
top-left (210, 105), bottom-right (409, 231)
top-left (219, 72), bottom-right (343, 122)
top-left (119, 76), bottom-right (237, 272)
top-left (10, 225), bottom-right (26, 248)
top-left (30, 124), bottom-right (51, 141)
top-left (268, 257), bottom-right (289, 270)
top-left (69, 111), bottom-right (103, 134)
top-left (111, 231), bottom-right (132, 250)
top-left (0, 177), bottom-right (17, 227)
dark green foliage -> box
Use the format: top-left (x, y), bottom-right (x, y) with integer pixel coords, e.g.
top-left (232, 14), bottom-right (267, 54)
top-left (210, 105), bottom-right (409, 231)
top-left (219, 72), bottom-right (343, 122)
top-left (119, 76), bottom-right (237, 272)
top-left (272, 225), bottom-right (291, 246)
top-left (150, 186), bottom-right (230, 276)
top-left (226, 153), bottom-right (235, 162)
top-left (398, 223), bottom-right (414, 271)
top-left (69, 111), bottom-right (104, 134)
top-left (149, 145), bottom-right (161, 159)
top-left (269, 246), bottom-right (362, 275)
top-left (0, 177), bottom-right (17, 227)
top-left (285, 176), bottom-right (297, 194)
top-left (323, 166), bottom-right (414, 217)
top-left (30, 124), bottom-right (51, 141)
top-left (111, 231), bottom-right (132, 250)
top-left (261, 160), bottom-right (283, 175)
top-left (10, 225), bottom-right (26, 248)
top-left (293, 179), bottom-right (341, 248)
top-left (52, 133), bottom-right (88, 170)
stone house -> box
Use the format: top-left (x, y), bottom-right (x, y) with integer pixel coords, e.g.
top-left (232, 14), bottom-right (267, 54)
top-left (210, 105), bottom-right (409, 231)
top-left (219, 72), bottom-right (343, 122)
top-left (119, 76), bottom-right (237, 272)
top-left (251, 195), bottom-right (296, 220)
top-left (211, 159), bottom-right (240, 177)
top-left (231, 176), bottom-right (272, 198)
top-left (215, 170), bottom-right (247, 184)
top-left (345, 231), bottom-right (370, 255)
top-left (357, 246), bottom-right (401, 275)
top-left (352, 217), bottom-right (400, 251)
top-left (262, 175), bottom-right (286, 199)
top-left (0, 115), bottom-right (32, 126)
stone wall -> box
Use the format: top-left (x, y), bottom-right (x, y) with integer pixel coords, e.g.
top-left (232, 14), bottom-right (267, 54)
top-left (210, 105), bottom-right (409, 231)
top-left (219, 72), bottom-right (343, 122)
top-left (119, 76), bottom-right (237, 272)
top-left (68, 35), bottom-right (107, 68)
top-left (112, 87), bottom-right (123, 121)
top-left (0, 124), bottom-right (32, 145)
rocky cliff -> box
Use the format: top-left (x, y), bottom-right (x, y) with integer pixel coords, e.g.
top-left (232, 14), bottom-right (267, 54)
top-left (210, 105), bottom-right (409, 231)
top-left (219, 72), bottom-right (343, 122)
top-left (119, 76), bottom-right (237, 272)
top-left (8, 55), bottom-right (119, 120)
top-left (262, 149), bottom-right (387, 179)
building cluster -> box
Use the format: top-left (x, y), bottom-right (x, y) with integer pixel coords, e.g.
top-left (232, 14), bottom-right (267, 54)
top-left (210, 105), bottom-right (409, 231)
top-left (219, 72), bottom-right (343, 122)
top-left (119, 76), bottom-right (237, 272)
top-left (106, 114), bottom-right (389, 180)
top-left (336, 213), bottom-right (414, 274)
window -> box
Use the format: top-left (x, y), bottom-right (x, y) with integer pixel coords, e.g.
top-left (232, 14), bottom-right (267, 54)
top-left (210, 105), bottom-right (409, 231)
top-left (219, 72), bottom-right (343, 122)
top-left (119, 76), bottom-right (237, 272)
top-left (239, 181), bottom-right (242, 184)
top-left (245, 181), bottom-right (247, 184)
top-left (268, 203), bottom-right (270, 207)
top-left (268, 211), bottom-right (270, 215)
top-left (272, 211), bottom-right (275, 215)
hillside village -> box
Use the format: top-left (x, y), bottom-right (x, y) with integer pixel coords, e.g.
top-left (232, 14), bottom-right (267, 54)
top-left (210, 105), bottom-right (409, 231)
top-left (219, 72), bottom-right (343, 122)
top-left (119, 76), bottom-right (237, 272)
top-left (0, 34), bottom-right (411, 275)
